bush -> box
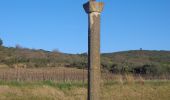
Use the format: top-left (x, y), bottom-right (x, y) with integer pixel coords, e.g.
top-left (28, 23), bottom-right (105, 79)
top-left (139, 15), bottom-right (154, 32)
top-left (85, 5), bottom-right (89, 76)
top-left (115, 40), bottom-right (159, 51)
top-left (133, 64), bottom-right (168, 75)
top-left (0, 38), bottom-right (3, 46)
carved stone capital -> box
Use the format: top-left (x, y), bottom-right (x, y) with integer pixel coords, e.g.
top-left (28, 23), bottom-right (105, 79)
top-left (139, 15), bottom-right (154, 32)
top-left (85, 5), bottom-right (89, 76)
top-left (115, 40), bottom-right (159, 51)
top-left (83, 1), bottom-right (104, 14)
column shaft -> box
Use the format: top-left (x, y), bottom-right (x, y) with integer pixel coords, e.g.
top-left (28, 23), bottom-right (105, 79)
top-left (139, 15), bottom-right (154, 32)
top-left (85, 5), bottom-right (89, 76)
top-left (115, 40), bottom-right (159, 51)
top-left (88, 12), bottom-right (101, 100)
top-left (83, 1), bottom-right (104, 100)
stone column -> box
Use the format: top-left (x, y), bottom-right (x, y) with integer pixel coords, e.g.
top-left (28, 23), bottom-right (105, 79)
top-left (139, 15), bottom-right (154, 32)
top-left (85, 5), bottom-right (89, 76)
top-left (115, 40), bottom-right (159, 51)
top-left (83, 1), bottom-right (104, 100)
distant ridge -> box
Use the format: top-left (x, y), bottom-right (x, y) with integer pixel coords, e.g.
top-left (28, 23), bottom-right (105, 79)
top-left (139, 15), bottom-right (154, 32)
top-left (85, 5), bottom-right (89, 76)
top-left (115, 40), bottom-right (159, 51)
top-left (0, 46), bottom-right (170, 75)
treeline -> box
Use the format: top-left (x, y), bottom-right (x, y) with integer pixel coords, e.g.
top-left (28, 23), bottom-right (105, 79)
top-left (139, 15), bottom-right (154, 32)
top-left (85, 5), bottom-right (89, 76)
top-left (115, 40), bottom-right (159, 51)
top-left (0, 46), bottom-right (170, 75)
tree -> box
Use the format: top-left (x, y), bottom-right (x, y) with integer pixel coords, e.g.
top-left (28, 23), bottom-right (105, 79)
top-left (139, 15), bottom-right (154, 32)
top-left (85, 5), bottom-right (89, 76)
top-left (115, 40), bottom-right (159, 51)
top-left (15, 44), bottom-right (23, 49)
top-left (0, 38), bottom-right (3, 46)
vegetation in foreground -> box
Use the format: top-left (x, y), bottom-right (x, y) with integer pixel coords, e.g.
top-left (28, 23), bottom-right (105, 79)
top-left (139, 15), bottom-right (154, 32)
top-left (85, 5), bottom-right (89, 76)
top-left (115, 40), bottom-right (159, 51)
top-left (0, 80), bottom-right (169, 100)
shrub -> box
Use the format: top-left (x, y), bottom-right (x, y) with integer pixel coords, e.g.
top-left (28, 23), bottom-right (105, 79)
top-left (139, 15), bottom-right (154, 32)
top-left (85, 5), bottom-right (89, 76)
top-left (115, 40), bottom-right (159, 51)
top-left (0, 38), bottom-right (3, 46)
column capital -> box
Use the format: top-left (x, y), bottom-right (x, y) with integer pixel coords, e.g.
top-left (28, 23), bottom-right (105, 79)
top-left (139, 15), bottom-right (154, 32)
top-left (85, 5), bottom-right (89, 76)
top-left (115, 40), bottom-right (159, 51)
top-left (83, 1), bottom-right (104, 14)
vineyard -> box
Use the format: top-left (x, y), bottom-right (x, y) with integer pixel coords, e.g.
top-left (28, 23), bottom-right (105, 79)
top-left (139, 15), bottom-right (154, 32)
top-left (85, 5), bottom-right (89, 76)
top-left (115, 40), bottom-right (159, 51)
top-left (0, 67), bottom-right (169, 82)
top-left (0, 67), bottom-right (170, 100)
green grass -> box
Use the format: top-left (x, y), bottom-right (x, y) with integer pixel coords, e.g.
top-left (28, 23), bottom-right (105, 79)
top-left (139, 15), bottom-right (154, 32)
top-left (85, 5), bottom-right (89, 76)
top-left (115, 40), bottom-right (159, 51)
top-left (0, 80), bottom-right (86, 89)
top-left (0, 80), bottom-right (169, 100)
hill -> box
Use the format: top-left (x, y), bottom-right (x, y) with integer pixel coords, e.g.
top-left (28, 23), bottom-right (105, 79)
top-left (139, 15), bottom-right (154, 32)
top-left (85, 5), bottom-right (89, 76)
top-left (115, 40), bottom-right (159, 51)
top-left (0, 46), bottom-right (170, 75)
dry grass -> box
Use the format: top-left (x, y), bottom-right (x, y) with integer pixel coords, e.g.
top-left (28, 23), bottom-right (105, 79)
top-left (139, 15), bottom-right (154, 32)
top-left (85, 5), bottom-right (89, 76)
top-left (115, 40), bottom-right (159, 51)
top-left (0, 67), bottom-right (169, 82)
top-left (0, 80), bottom-right (169, 100)
top-left (101, 80), bottom-right (170, 100)
top-left (0, 68), bottom-right (169, 100)
top-left (0, 67), bottom-right (88, 82)
top-left (0, 81), bottom-right (87, 100)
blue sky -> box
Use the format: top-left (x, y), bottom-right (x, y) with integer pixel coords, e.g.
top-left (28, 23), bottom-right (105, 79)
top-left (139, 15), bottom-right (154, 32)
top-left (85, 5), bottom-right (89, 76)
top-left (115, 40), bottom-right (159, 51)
top-left (0, 0), bottom-right (170, 53)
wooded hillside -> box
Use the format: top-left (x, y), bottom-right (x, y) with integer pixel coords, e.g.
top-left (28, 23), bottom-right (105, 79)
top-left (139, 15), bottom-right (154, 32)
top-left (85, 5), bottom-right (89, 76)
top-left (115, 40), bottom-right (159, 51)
top-left (0, 46), bottom-right (170, 75)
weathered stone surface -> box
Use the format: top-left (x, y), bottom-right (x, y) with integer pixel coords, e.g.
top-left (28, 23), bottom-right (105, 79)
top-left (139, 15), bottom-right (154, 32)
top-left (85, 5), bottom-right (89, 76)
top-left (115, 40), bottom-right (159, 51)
top-left (83, 1), bottom-right (104, 13)
top-left (83, 1), bottom-right (104, 100)
top-left (88, 12), bottom-right (101, 100)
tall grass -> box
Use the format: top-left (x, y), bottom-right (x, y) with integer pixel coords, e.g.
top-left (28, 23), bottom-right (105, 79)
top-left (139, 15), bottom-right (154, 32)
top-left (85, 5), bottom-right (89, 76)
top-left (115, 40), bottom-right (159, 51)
top-left (0, 67), bottom-right (169, 82)
top-left (0, 80), bottom-right (169, 100)
top-left (0, 68), bottom-right (170, 99)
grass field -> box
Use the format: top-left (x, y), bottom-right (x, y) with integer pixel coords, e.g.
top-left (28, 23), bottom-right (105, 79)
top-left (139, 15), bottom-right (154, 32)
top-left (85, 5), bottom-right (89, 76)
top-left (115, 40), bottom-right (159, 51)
top-left (0, 80), bottom-right (169, 100)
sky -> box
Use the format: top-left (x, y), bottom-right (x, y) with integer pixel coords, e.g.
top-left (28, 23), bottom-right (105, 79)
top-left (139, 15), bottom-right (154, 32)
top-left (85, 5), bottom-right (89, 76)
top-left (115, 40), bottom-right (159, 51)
top-left (0, 0), bottom-right (170, 54)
